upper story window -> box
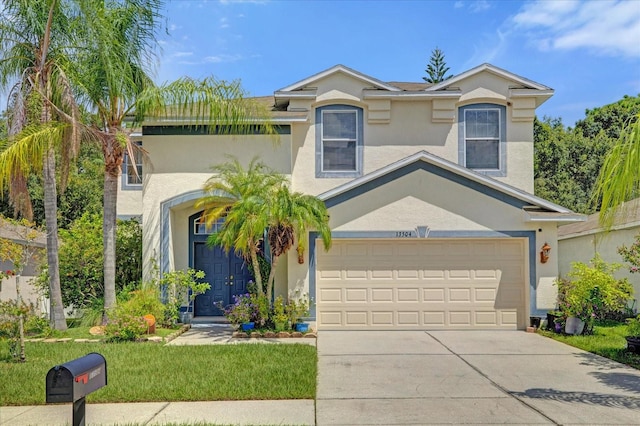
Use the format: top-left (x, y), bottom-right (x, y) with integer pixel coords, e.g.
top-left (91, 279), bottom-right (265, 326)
top-left (316, 105), bottom-right (363, 178)
top-left (122, 140), bottom-right (143, 190)
top-left (458, 104), bottom-right (506, 177)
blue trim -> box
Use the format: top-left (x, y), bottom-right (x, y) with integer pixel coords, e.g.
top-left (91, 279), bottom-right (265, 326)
top-left (315, 105), bottom-right (364, 178)
top-left (309, 230), bottom-right (539, 324)
top-left (323, 161), bottom-right (527, 209)
top-left (160, 190), bottom-right (207, 274)
top-left (458, 103), bottom-right (507, 177)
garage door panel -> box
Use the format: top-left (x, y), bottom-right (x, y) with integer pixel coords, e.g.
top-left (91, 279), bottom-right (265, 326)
top-left (316, 239), bottom-right (527, 330)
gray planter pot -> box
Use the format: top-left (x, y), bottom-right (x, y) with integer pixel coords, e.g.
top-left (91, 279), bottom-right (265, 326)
top-left (179, 311), bottom-right (193, 324)
top-left (565, 316), bottom-right (585, 335)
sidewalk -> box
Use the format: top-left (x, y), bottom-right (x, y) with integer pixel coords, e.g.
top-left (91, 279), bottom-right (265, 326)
top-left (0, 400), bottom-right (315, 425)
top-left (1, 324), bottom-right (316, 426)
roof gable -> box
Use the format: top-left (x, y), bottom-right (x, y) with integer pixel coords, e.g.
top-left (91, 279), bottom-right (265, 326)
top-left (319, 151), bottom-right (575, 216)
top-left (277, 64), bottom-right (401, 93)
top-left (428, 63), bottom-right (552, 92)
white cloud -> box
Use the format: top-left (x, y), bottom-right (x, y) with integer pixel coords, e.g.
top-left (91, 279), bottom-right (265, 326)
top-left (470, 0), bottom-right (491, 13)
top-left (511, 0), bottom-right (640, 58)
top-left (173, 52), bottom-right (194, 58)
top-left (220, 17), bottom-right (230, 29)
top-left (177, 54), bottom-right (243, 65)
top-left (453, 0), bottom-right (491, 13)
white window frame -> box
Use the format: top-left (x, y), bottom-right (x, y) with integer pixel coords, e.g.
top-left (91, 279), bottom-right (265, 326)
top-left (315, 105), bottom-right (364, 178)
top-left (458, 104), bottom-right (507, 177)
top-left (123, 140), bottom-right (143, 188)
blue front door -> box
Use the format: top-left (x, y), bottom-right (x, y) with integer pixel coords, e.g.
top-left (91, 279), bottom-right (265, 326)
top-left (193, 242), bottom-right (253, 316)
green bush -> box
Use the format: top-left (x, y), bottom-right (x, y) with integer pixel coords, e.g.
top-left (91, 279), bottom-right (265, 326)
top-left (42, 213), bottom-right (142, 310)
top-left (104, 306), bottom-right (148, 342)
top-left (557, 255), bottom-right (634, 333)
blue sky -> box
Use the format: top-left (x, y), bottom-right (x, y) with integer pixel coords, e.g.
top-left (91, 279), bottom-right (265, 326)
top-left (156, 0), bottom-right (640, 127)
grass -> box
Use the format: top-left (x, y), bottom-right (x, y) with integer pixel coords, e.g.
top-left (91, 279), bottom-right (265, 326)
top-left (539, 321), bottom-right (640, 369)
top-left (0, 341), bottom-right (317, 406)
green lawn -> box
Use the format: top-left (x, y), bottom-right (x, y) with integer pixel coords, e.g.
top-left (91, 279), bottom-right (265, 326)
top-left (539, 321), bottom-right (640, 369)
top-left (0, 341), bottom-right (317, 406)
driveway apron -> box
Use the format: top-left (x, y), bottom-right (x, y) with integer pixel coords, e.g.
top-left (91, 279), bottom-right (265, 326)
top-left (316, 330), bottom-right (640, 425)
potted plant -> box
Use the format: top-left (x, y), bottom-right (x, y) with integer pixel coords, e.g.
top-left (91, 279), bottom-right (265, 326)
top-left (556, 256), bottom-right (633, 335)
top-left (626, 315), bottom-right (640, 353)
top-left (287, 291), bottom-right (311, 332)
top-left (161, 268), bottom-right (210, 324)
top-left (272, 296), bottom-right (289, 331)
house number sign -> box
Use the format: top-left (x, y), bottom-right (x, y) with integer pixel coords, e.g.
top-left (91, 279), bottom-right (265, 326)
top-left (395, 226), bottom-right (430, 238)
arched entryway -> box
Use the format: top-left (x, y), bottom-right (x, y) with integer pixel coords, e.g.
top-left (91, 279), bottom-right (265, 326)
top-left (189, 212), bottom-right (254, 316)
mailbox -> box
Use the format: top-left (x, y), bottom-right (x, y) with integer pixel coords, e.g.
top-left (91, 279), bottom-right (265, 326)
top-left (46, 353), bottom-right (107, 403)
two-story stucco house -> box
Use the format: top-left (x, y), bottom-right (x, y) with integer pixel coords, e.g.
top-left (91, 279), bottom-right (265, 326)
top-left (118, 63), bottom-right (585, 330)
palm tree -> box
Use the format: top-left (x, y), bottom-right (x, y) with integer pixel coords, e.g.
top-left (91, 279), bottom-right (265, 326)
top-left (71, 0), bottom-right (162, 316)
top-left (266, 186), bottom-right (331, 303)
top-left (0, 0), bottom-right (81, 330)
top-left (593, 114), bottom-right (640, 228)
top-left (195, 158), bottom-right (285, 296)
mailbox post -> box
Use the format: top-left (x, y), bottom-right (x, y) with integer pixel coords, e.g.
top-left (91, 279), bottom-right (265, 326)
top-left (46, 353), bottom-right (107, 426)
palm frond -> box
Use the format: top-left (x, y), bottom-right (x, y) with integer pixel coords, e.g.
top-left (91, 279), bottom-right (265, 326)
top-left (594, 114), bottom-right (640, 229)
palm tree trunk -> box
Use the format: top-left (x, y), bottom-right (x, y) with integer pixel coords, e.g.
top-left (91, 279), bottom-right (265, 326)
top-left (266, 254), bottom-right (280, 304)
top-left (249, 248), bottom-right (264, 296)
top-left (44, 146), bottom-right (67, 330)
top-left (103, 169), bottom-right (118, 315)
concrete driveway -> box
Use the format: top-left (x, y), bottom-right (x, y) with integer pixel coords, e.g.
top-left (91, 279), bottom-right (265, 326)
top-left (316, 330), bottom-right (640, 425)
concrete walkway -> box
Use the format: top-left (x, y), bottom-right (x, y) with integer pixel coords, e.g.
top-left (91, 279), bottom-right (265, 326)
top-left (317, 330), bottom-right (640, 425)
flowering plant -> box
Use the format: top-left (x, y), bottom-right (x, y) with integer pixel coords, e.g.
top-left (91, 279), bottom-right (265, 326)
top-left (287, 290), bottom-right (312, 325)
top-left (218, 293), bottom-right (269, 327)
top-left (618, 234), bottom-right (640, 274)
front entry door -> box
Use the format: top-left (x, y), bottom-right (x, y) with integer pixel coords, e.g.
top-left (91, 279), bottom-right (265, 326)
top-left (193, 242), bottom-right (253, 316)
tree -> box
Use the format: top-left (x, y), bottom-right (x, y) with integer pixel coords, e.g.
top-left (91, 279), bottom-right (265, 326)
top-left (593, 113), bottom-right (640, 228)
top-left (71, 0), bottom-right (162, 318)
top-left (0, 0), bottom-right (81, 330)
top-left (266, 185), bottom-right (331, 303)
top-left (423, 47), bottom-right (453, 84)
top-left (534, 116), bottom-right (615, 214)
top-left (195, 158), bottom-right (285, 296)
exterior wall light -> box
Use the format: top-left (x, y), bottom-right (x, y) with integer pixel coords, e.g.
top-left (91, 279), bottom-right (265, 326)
top-left (540, 242), bottom-right (551, 264)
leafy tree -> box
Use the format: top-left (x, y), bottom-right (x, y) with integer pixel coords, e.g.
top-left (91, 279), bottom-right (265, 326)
top-left (575, 95), bottom-right (640, 139)
top-left (0, 0), bottom-right (82, 330)
top-left (423, 47), bottom-right (453, 84)
top-left (55, 213), bottom-right (142, 310)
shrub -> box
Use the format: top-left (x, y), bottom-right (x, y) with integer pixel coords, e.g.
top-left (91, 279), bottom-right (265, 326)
top-left (44, 213), bottom-right (142, 310)
top-left (104, 288), bottom-right (164, 341)
top-left (557, 255), bottom-right (634, 333)
top-left (104, 306), bottom-right (148, 342)
top-left (627, 315), bottom-right (640, 337)
top-left (618, 233), bottom-right (640, 274)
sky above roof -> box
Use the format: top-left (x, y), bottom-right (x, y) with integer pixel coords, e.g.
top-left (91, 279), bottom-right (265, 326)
top-left (156, 0), bottom-right (640, 127)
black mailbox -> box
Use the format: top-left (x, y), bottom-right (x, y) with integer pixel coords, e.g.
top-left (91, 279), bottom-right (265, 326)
top-left (46, 352), bottom-right (107, 403)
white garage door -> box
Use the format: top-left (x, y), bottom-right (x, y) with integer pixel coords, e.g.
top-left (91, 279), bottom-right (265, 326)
top-left (316, 239), bottom-right (527, 330)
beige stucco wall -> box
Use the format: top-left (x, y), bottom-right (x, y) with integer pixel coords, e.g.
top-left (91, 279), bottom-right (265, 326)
top-left (286, 168), bottom-right (560, 312)
top-left (559, 227), bottom-right (640, 307)
top-left (286, 71), bottom-right (535, 197)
